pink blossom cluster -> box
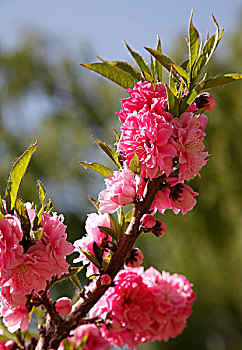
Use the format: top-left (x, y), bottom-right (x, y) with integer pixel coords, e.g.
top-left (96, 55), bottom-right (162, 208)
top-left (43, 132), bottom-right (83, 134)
top-left (73, 213), bottom-right (111, 277)
top-left (58, 324), bottom-right (111, 350)
top-left (98, 81), bottom-right (215, 216)
top-left (0, 210), bottom-right (73, 332)
top-left (90, 266), bottom-right (196, 349)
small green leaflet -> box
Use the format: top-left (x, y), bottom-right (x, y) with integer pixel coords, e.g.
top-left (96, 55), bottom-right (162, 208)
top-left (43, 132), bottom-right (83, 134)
top-left (81, 250), bottom-right (101, 269)
top-left (79, 161), bottom-right (113, 177)
top-left (80, 62), bottom-right (135, 89)
top-left (189, 11), bottom-right (200, 73)
top-left (154, 35), bottom-right (163, 81)
top-left (203, 73), bottom-right (242, 89)
top-left (98, 225), bottom-right (117, 240)
top-left (37, 180), bottom-right (46, 225)
top-left (92, 136), bottom-right (122, 168)
top-left (124, 41), bottom-right (152, 76)
top-left (5, 141), bottom-right (37, 214)
top-left (128, 153), bottom-right (141, 174)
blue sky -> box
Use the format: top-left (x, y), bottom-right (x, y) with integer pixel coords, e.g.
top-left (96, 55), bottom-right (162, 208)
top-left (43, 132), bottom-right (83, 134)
top-left (1, 0), bottom-right (241, 60)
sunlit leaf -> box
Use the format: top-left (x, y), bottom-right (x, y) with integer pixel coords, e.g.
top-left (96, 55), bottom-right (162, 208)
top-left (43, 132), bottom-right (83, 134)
top-left (79, 161), bottom-right (113, 177)
top-left (145, 47), bottom-right (174, 73)
top-left (165, 84), bottom-right (179, 117)
top-left (92, 136), bottom-right (122, 168)
top-left (80, 62), bottom-right (135, 89)
top-left (128, 153), bottom-right (141, 174)
top-left (179, 74), bottom-right (206, 113)
top-left (88, 196), bottom-right (99, 210)
top-left (37, 180), bottom-right (46, 225)
top-left (5, 142), bottom-right (37, 213)
top-left (81, 250), bottom-right (101, 269)
top-left (124, 41), bottom-right (151, 76)
top-left (97, 57), bottom-right (141, 81)
top-left (48, 267), bottom-right (84, 288)
top-left (154, 35), bottom-right (163, 81)
top-left (172, 64), bottom-right (190, 88)
top-left (203, 73), bottom-right (242, 89)
top-left (15, 198), bottom-right (31, 239)
top-left (189, 11), bottom-right (200, 73)
top-left (70, 274), bottom-right (82, 290)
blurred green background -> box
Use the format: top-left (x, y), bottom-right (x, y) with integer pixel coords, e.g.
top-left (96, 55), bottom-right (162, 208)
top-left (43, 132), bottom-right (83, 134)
top-left (0, 11), bottom-right (242, 350)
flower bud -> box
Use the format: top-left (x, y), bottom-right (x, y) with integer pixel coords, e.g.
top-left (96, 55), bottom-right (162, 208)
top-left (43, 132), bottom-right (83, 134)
top-left (125, 247), bottom-right (144, 267)
top-left (195, 92), bottom-right (216, 111)
top-left (153, 220), bottom-right (166, 237)
top-left (101, 274), bottom-right (112, 286)
top-left (140, 214), bottom-right (156, 229)
top-left (55, 297), bottom-right (72, 317)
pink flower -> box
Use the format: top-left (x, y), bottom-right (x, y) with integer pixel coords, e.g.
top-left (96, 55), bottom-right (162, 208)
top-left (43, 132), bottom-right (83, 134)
top-left (55, 297), bottom-right (72, 316)
top-left (172, 112), bottom-right (209, 181)
top-left (1, 305), bottom-right (30, 333)
top-left (117, 111), bottom-right (176, 179)
top-left (41, 213), bottom-right (74, 277)
top-left (0, 215), bottom-right (24, 276)
top-left (90, 267), bottom-right (196, 349)
top-left (73, 213), bottom-right (111, 277)
top-left (58, 324), bottom-right (111, 350)
top-left (101, 274), bottom-right (112, 286)
top-left (140, 214), bottom-right (156, 229)
top-left (152, 180), bottom-right (199, 215)
top-left (125, 248), bottom-right (144, 267)
top-left (117, 81), bottom-right (168, 123)
top-left (0, 340), bottom-right (15, 350)
top-left (98, 166), bottom-right (140, 213)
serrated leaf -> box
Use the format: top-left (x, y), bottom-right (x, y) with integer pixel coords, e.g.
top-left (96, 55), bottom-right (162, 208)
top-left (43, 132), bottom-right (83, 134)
top-left (93, 241), bottom-right (103, 266)
top-left (169, 69), bottom-right (177, 96)
top-left (155, 35), bottom-right (163, 81)
top-left (48, 267), bottom-right (84, 289)
top-left (203, 73), bottom-right (242, 89)
top-left (15, 198), bottom-right (31, 238)
top-left (165, 84), bottom-right (179, 117)
top-left (179, 74), bottom-right (206, 114)
top-left (189, 11), bottom-right (200, 72)
top-left (81, 250), bottom-right (101, 269)
top-left (88, 196), bottom-right (99, 210)
top-left (125, 209), bottom-right (135, 223)
top-left (0, 195), bottom-right (6, 217)
top-left (92, 136), bottom-right (121, 168)
top-left (128, 153), bottom-right (141, 174)
top-left (70, 274), bottom-right (82, 290)
top-left (80, 62), bottom-right (135, 89)
top-left (5, 142), bottom-right (37, 213)
top-left (124, 41), bottom-right (151, 76)
top-left (97, 57), bottom-right (141, 81)
top-left (172, 64), bottom-right (190, 88)
top-left (37, 180), bottom-right (46, 225)
top-left (79, 161), bottom-right (113, 177)
top-left (98, 225), bottom-right (117, 240)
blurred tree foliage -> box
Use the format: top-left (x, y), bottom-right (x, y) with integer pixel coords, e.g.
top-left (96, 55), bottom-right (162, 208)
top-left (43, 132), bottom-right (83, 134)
top-left (0, 18), bottom-right (241, 350)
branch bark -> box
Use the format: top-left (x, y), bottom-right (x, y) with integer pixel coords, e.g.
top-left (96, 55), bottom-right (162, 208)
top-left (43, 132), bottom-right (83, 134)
top-left (36, 175), bottom-right (164, 349)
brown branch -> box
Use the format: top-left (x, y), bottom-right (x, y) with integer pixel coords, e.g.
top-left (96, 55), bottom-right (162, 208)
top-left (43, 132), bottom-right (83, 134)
top-left (35, 175), bottom-right (165, 349)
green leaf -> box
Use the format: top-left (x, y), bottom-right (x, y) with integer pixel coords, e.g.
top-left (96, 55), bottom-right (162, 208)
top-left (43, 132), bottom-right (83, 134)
top-left (179, 74), bottom-right (206, 114)
top-left (203, 73), bottom-right (242, 89)
top-left (44, 200), bottom-right (53, 213)
top-left (154, 35), bottom-right (163, 81)
top-left (144, 47), bottom-right (174, 73)
top-left (79, 161), bottom-right (113, 177)
top-left (63, 339), bottom-right (72, 350)
top-left (97, 57), bottom-right (141, 81)
top-left (37, 180), bottom-right (46, 225)
top-left (165, 84), bottom-right (179, 117)
top-left (81, 250), bottom-right (101, 269)
top-left (169, 68), bottom-right (177, 96)
top-left (15, 198), bottom-right (31, 238)
top-left (172, 64), bottom-right (190, 88)
top-left (128, 153), bottom-right (141, 174)
top-left (124, 41), bottom-right (151, 76)
top-left (125, 209), bottom-right (135, 223)
top-left (93, 241), bottom-right (103, 266)
top-left (189, 11), bottom-right (200, 72)
top-left (108, 213), bottom-right (118, 233)
top-left (0, 195), bottom-right (5, 218)
top-left (80, 62), bottom-right (135, 89)
top-left (70, 274), bottom-right (82, 290)
top-left (113, 128), bottom-right (120, 143)
top-left (92, 136), bottom-right (122, 168)
top-left (88, 195), bottom-right (99, 210)
top-left (98, 225), bottom-right (117, 240)
top-left (181, 59), bottom-right (190, 73)
top-left (48, 267), bottom-right (84, 288)
top-left (5, 141), bottom-right (37, 213)
top-left (150, 55), bottom-right (155, 79)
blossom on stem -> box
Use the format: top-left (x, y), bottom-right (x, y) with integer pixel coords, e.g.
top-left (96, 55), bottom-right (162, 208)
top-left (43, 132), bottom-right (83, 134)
top-left (117, 111), bottom-right (176, 179)
top-left (73, 213), bottom-right (111, 277)
top-left (172, 112), bottom-right (209, 181)
top-left (91, 267), bottom-right (196, 349)
top-left (125, 248), bottom-right (144, 267)
top-left (117, 81), bottom-right (168, 123)
top-left (58, 324), bottom-right (111, 350)
top-left (1, 304), bottom-right (30, 333)
top-left (98, 166), bottom-right (140, 213)
top-left (55, 297), bottom-right (72, 316)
